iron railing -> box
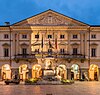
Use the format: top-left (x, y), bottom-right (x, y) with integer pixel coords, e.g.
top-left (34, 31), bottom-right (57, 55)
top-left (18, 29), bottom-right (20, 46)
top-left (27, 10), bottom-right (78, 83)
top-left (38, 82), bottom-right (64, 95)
top-left (15, 52), bottom-right (85, 59)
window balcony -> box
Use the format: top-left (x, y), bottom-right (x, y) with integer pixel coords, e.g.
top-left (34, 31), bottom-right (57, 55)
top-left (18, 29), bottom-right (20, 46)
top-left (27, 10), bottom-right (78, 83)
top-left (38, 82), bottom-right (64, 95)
top-left (15, 54), bottom-right (35, 59)
top-left (14, 54), bottom-right (36, 63)
top-left (14, 53), bottom-right (85, 61)
top-left (70, 54), bottom-right (85, 59)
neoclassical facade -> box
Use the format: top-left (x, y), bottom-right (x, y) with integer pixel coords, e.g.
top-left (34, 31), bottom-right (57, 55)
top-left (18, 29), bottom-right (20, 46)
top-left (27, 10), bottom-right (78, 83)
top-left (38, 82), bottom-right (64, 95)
top-left (0, 9), bottom-right (100, 81)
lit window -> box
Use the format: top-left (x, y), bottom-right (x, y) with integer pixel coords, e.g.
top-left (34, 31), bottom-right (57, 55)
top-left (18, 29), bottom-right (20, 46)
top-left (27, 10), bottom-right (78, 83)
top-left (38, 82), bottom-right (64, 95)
top-left (60, 35), bottom-right (65, 39)
top-left (22, 34), bottom-right (27, 39)
top-left (4, 48), bottom-right (9, 57)
top-left (48, 49), bottom-right (52, 54)
top-left (91, 48), bottom-right (96, 57)
top-left (35, 49), bottom-right (39, 53)
top-left (91, 34), bottom-right (96, 39)
top-left (73, 48), bottom-right (77, 55)
top-left (4, 34), bottom-right (9, 39)
top-left (22, 48), bottom-right (27, 55)
top-left (60, 49), bottom-right (65, 54)
top-left (73, 34), bottom-right (77, 39)
top-left (35, 35), bottom-right (39, 38)
top-left (48, 35), bottom-right (52, 39)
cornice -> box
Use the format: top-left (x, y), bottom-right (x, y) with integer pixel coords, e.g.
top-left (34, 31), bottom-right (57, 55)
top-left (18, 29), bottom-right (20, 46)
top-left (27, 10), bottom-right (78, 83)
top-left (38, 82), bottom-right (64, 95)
top-left (0, 27), bottom-right (10, 31)
top-left (90, 27), bottom-right (100, 32)
top-left (0, 26), bottom-right (100, 32)
top-left (11, 26), bottom-right (88, 31)
top-left (0, 40), bottom-right (13, 41)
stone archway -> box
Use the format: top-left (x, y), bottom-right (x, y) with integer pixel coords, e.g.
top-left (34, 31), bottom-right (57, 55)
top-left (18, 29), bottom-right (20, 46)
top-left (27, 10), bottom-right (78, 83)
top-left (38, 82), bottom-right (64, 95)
top-left (19, 64), bottom-right (29, 80)
top-left (1, 64), bottom-right (11, 80)
top-left (32, 64), bottom-right (42, 79)
top-left (56, 65), bottom-right (67, 80)
top-left (89, 64), bottom-right (99, 81)
top-left (71, 64), bottom-right (80, 80)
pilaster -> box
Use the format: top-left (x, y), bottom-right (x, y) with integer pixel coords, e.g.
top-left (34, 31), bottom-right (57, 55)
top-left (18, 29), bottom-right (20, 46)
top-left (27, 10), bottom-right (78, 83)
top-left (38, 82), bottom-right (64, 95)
top-left (68, 32), bottom-right (71, 54)
top-left (80, 33), bottom-right (83, 54)
top-left (84, 33), bottom-right (87, 56)
top-left (29, 32), bottom-right (31, 54)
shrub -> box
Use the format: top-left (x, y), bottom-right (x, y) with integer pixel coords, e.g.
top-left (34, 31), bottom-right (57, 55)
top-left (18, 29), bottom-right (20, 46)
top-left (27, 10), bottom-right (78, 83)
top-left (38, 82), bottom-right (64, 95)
top-left (61, 79), bottom-right (74, 84)
top-left (25, 78), bottom-right (38, 83)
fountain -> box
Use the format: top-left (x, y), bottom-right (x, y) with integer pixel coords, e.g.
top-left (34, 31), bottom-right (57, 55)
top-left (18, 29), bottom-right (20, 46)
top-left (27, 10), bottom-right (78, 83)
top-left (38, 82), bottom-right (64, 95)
top-left (43, 58), bottom-right (57, 81)
top-left (44, 58), bottom-right (55, 76)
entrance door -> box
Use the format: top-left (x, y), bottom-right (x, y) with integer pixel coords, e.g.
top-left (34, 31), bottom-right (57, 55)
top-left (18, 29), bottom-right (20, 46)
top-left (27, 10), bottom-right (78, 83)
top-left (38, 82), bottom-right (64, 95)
top-left (71, 64), bottom-right (80, 80)
top-left (89, 64), bottom-right (99, 81)
top-left (32, 64), bottom-right (42, 78)
top-left (2, 64), bottom-right (11, 80)
top-left (19, 64), bottom-right (29, 80)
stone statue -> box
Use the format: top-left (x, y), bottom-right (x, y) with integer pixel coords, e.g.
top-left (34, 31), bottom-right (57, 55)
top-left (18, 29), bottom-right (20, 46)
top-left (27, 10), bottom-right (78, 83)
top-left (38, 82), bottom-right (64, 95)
top-left (45, 59), bottom-right (52, 69)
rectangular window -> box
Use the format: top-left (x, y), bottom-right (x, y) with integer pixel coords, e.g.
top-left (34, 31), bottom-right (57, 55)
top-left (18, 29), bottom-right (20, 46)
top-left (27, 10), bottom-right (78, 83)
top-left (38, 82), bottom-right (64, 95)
top-left (73, 48), bottom-right (77, 55)
top-left (91, 48), bottom-right (96, 57)
top-left (73, 34), bottom-right (77, 39)
top-left (60, 49), bottom-right (65, 54)
top-left (60, 35), bottom-right (65, 39)
top-left (35, 35), bottom-right (39, 38)
top-left (22, 34), bottom-right (27, 39)
top-left (35, 49), bottom-right (39, 53)
top-left (91, 34), bottom-right (96, 39)
top-left (22, 48), bottom-right (27, 55)
top-left (4, 48), bottom-right (9, 57)
top-left (4, 34), bottom-right (9, 39)
top-left (48, 49), bottom-right (52, 55)
top-left (48, 35), bottom-right (52, 39)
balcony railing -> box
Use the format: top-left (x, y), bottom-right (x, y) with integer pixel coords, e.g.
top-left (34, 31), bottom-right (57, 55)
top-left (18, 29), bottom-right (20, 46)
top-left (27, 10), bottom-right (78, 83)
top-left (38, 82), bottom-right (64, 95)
top-left (57, 54), bottom-right (85, 59)
top-left (15, 54), bottom-right (35, 59)
top-left (15, 52), bottom-right (85, 59)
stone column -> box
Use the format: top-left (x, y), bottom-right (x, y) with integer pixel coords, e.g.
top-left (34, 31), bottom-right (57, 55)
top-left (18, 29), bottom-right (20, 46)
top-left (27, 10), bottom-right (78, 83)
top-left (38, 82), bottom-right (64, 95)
top-left (11, 32), bottom-right (15, 56)
top-left (83, 33), bottom-right (85, 55)
top-left (55, 32), bottom-right (58, 53)
top-left (41, 32), bottom-right (44, 52)
top-left (29, 32), bottom-right (31, 54)
top-left (68, 32), bottom-right (71, 54)
top-left (84, 33), bottom-right (87, 56)
top-left (16, 33), bottom-right (20, 54)
top-left (14, 33), bottom-right (17, 56)
top-left (80, 33), bottom-right (83, 54)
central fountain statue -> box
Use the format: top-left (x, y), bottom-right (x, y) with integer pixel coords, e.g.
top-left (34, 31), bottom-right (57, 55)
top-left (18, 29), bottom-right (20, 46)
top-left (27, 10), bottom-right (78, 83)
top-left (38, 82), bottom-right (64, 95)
top-left (43, 58), bottom-right (55, 76)
top-left (45, 59), bottom-right (52, 70)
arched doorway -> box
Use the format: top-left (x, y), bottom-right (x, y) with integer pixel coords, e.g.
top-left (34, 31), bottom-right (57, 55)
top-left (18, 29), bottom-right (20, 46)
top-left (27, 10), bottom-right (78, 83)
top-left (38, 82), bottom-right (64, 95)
top-left (71, 64), bottom-right (80, 80)
top-left (19, 64), bottom-right (29, 80)
top-left (56, 65), bottom-right (67, 80)
top-left (1, 64), bottom-right (11, 80)
top-left (89, 64), bottom-right (99, 81)
top-left (32, 64), bottom-right (42, 79)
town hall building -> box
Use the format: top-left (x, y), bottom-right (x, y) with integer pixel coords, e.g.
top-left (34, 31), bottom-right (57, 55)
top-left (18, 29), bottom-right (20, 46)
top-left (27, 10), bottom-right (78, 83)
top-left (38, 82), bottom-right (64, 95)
top-left (0, 9), bottom-right (100, 81)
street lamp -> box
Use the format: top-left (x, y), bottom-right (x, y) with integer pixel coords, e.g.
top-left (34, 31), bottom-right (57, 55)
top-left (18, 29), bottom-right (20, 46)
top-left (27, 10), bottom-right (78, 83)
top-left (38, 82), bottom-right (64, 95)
top-left (5, 22), bottom-right (12, 66)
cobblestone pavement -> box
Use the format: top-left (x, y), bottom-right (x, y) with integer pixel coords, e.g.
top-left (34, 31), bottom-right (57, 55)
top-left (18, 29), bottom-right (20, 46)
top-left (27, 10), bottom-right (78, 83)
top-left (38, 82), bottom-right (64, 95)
top-left (0, 81), bottom-right (100, 95)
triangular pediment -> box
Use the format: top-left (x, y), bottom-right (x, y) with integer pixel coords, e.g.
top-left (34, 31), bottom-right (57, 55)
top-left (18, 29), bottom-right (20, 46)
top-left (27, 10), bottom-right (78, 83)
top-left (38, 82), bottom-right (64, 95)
top-left (13, 10), bottom-right (88, 26)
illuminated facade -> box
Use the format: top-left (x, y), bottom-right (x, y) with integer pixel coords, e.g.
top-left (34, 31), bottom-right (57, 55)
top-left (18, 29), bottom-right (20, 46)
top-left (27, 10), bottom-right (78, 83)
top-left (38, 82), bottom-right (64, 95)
top-left (0, 10), bottom-right (100, 80)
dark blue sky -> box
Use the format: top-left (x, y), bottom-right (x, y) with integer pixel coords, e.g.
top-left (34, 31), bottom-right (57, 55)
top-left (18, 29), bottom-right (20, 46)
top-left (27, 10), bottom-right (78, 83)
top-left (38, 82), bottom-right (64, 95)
top-left (0, 0), bottom-right (100, 25)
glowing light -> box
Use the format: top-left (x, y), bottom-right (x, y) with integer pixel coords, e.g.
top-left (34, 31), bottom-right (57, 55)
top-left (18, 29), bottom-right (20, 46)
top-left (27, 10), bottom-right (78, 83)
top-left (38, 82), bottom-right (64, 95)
top-left (3, 64), bottom-right (10, 70)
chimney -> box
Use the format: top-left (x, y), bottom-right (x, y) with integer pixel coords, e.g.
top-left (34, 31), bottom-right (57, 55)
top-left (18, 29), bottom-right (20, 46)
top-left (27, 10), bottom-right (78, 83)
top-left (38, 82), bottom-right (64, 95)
top-left (5, 22), bottom-right (10, 26)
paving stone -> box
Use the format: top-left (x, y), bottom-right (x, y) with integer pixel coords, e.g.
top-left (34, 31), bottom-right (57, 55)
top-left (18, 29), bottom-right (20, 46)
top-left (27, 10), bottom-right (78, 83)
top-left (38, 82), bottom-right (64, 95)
top-left (0, 81), bottom-right (100, 95)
